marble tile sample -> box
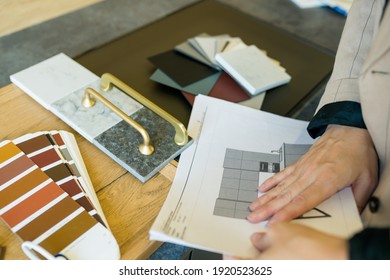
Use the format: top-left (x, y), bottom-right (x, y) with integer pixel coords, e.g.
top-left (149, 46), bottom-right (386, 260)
top-left (10, 53), bottom-right (98, 105)
top-left (51, 80), bottom-right (143, 140)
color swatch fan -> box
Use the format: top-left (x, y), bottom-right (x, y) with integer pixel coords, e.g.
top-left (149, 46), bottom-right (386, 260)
top-left (0, 131), bottom-right (120, 260)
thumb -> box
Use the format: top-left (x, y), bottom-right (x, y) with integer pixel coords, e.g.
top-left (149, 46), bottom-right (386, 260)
top-left (251, 232), bottom-right (271, 252)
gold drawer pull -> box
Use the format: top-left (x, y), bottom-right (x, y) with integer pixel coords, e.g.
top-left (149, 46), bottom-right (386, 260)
top-left (82, 87), bottom-right (154, 156)
top-left (100, 73), bottom-right (188, 146)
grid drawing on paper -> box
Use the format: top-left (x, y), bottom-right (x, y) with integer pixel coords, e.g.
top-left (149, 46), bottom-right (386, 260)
top-left (214, 146), bottom-right (331, 220)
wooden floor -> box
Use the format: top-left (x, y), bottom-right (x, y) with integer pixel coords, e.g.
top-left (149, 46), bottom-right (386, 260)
top-left (0, 0), bottom-right (102, 37)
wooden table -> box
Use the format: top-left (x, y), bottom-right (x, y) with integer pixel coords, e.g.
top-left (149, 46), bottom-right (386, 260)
top-left (0, 83), bottom-right (177, 260)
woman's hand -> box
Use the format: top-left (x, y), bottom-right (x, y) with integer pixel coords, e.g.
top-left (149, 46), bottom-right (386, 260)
top-left (224, 223), bottom-right (348, 260)
top-left (247, 125), bottom-right (378, 224)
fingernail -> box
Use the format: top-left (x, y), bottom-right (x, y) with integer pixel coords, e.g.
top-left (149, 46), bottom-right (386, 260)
top-left (251, 232), bottom-right (260, 241)
top-left (249, 201), bottom-right (258, 211)
top-left (266, 219), bottom-right (276, 227)
top-left (251, 232), bottom-right (264, 246)
top-left (246, 212), bottom-right (254, 222)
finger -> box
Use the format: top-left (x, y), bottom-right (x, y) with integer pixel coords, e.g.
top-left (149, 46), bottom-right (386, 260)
top-left (247, 186), bottom-right (295, 222)
top-left (252, 225), bottom-right (290, 259)
top-left (268, 179), bottom-right (336, 223)
top-left (353, 185), bottom-right (373, 212)
top-left (352, 174), bottom-right (378, 212)
top-left (251, 178), bottom-right (297, 211)
top-left (248, 174), bottom-right (310, 222)
top-left (251, 232), bottom-right (271, 252)
top-left (250, 168), bottom-right (302, 212)
top-left (258, 164), bottom-right (295, 192)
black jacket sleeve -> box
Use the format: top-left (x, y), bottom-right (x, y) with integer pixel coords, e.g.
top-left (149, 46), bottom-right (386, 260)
top-left (349, 228), bottom-right (390, 259)
top-left (307, 101), bottom-right (366, 138)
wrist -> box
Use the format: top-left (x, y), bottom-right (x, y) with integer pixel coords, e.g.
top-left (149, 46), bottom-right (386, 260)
top-left (323, 124), bottom-right (372, 143)
top-left (307, 101), bottom-right (366, 139)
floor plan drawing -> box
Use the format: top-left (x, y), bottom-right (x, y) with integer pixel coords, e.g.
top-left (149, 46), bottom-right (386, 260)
top-left (213, 144), bottom-right (331, 220)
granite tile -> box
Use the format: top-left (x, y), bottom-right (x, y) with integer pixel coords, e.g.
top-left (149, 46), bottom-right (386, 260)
top-left (94, 107), bottom-right (192, 181)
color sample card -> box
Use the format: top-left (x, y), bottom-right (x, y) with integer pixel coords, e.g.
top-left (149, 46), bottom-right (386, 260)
top-left (49, 131), bottom-right (81, 177)
top-left (181, 72), bottom-right (251, 105)
top-left (150, 68), bottom-right (221, 96)
top-left (0, 141), bottom-right (98, 256)
top-left (175, 40), bottom-right (215, 68)
top-left (207, 72), bottom-right (251, 102)
top-left (176, 34), bottom-right (245, 69)
top-left (148, 49), bottom-right (219, 87)
top-left (182, 91), bottom-right (265, 110)
top-left (12, 132), bottom-right (104, 226)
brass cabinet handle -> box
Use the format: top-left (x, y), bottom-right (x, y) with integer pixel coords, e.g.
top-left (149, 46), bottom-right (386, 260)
top-left (100, 73), bottom-right (188, 146)
top-left (82, 87), bottom-right (154, 156)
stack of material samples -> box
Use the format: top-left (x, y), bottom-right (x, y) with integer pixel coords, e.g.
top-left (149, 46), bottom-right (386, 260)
top-left (0, 131), bottom-right (119, 260)
top-left (149, 34), bottom-right (291, 109)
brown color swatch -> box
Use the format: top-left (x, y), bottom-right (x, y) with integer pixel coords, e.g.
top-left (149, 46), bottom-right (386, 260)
top-left (16, 196), bottom-right (80, 241)
top-left (39, 211), bottom-right (97, 255)
top-left (16, 134), bottom-right (51, 155)
top-left (0, 142), bottom-right (21, 165)
top-left (0, 155), bottom-right (35, 186)
top-left (1, 181), bottom-right (63, 228)
top-left (0, 168), bottom-right (48, 209)
top-left (30, 148), bottom-right (60, 169)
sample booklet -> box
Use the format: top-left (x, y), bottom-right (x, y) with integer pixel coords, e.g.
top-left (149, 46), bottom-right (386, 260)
top-left (150, 95), bottom-right (362, 258)
top-left (0, 131), bottom-right (119, 260)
